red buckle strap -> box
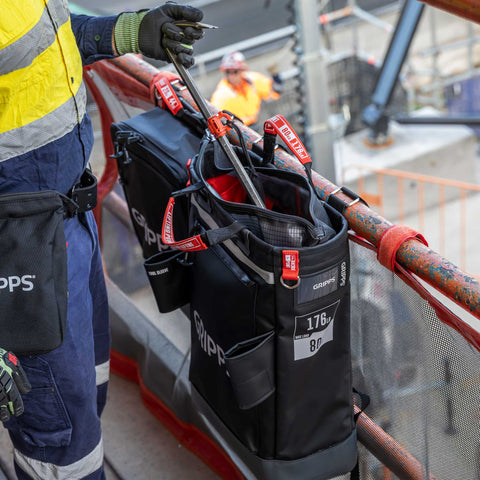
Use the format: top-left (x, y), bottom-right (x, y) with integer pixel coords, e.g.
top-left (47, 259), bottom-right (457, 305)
top-left (149, 72), bottom-right (182, 107)
top-left (377, 225), bottom-right (428, 271)
top-left (281, 250), bottom-right (301, 289)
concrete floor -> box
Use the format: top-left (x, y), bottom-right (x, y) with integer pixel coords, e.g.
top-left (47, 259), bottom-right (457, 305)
top-left (102, 374), bottom-right (220, 480)
top-left (0, 373), bottom-right (220, 480)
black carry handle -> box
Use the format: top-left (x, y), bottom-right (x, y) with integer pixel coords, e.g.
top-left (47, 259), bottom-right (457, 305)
top-left (161, 196), bottom-right (244, 252)
top-left (263, 115), bottom-right (320, 197)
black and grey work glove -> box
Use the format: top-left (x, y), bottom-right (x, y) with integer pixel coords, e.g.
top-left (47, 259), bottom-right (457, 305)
top-left (0, 348), bottom-right (31, 422)
top-left (114, 2), bottom-right (204, 68)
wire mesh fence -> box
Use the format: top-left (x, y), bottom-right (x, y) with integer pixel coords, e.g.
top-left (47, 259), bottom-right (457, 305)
top-left (256, 54), bottom-right (408, 141)
top-left (350, 240), bottom-right (480, 480)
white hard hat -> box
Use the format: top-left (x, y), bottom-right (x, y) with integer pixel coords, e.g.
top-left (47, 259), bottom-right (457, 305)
top-left (220, 51), bottom-right (248, 71)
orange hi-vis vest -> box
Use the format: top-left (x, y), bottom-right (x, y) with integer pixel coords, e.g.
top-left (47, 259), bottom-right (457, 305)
top-left (210, 71), bottom-right (279, 126)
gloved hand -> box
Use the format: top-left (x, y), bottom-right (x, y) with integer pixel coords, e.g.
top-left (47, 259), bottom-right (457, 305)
top-left (0, 348), bottom-right (31, 422)
top-left (267, 61), bottom-right (279, 77)
top-left (267, 61), bottom-right (283, 89)
top-left (114, 2), bottom-right (204, 68)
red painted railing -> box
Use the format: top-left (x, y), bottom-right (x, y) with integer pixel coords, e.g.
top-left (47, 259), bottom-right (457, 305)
top-left (85, 55), bottom-right (480, 330)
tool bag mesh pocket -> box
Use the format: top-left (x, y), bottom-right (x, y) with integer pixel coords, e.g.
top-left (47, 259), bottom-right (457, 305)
top-left (183, 138), bottom-right (357, 479)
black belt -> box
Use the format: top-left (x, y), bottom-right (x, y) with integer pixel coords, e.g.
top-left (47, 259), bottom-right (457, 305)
top-left (64, 169), bottom-right (98, 217)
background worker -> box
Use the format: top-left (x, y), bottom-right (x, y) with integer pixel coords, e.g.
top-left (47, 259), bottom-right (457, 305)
top-left (210, 50), bottom-right (283, 129)
top-left (0, 2), bottom-right (203, 479)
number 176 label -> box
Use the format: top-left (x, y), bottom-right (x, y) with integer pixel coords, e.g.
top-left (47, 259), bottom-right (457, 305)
top-left (293, 300), bottom-right (340, 361)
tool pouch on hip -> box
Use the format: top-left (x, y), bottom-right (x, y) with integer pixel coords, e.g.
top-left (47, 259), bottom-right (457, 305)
top-left (0, 190), bottom-right (72, 355)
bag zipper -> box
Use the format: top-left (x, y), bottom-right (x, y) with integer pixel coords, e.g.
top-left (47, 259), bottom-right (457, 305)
top-left (0, 190), bottom-right (59, 203)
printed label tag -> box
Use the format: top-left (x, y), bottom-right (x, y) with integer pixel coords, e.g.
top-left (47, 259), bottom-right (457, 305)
top-left (267, 115), bottom-right (312, 165)
top-left (293, 300), bottom-right (340, 361)
top-left (282, 250), bottom-right (299, 281)
top-left (156, 78), bottom-right (182, 115)
top-left (297, 266), bottom-right (339, 304)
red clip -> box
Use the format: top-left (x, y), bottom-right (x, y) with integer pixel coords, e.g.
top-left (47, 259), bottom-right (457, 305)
top-left (263, 121), bottom-right (276, 135)
top-left (207, 111), bottom-right (233, 138)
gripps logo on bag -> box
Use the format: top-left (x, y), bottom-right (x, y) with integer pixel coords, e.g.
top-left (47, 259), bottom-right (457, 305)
top-left (340, 261), bottom-right (347, 287)
top-left (293, 300), bottom-right (340, 361)
top-left (0, 275), bottom-right (35, 293)
top-left (313, 278), bottom-right (335, 290)
top-left (297, 261), bottom-right (348, 304)
top-left (131, 208), bottom-right (168, 252)
top-left (193, 310), bottom-right (228, 374)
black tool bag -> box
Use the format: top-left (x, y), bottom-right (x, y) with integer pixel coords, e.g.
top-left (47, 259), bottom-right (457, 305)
top-left (162, 135), bottom-right (356, 479)
top-left (0, 169), bottom-right (97, 356)
top-left (111, 100), bottom-right (205, 313)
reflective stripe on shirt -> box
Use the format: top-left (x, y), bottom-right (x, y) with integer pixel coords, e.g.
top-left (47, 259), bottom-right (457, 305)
top-left (0, 0), bottom-right (85, 160)
top-left (0, 83), bottom-right (86, 161)
top-left (0, 2), bottom-right (70, 76)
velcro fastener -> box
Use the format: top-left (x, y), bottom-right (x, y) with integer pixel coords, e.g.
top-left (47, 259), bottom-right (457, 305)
top-left (377, 225), bottom-right (428, 271)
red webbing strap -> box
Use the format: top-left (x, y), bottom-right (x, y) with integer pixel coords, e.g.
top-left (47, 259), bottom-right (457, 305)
top-left (149, 72), bottom-right (182, 109)
top-left (282, 250), bottom-right (299, 281)
top-left (377, 225), bottom-right (428, 271)
top-left (162, 197), bottom-right (208, 252)
top-left (263, 114), bottom-right (312, 166)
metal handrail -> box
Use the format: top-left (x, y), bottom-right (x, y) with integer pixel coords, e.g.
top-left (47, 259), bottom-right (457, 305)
top-left (343, 164), bottom-right (480, 272)
top-left (87, 54), bottom-right (480, 325)
top-left (84, 54), bottom-right (479, 480)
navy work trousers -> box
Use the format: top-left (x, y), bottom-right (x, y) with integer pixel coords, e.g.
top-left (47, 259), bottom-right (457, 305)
top-left (5, 211), bottom-right (110, 479)
top-left (1, 115), bottom-right (110, 479)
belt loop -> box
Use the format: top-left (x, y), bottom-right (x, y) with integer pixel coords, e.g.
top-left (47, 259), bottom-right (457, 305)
top-left (68, 169), bottom-right (97, 215)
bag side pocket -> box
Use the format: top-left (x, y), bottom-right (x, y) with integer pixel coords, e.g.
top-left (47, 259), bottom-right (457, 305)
top-left (144, 249), bottom-right (192, 313)
top-left (225, 330), bottom-right (275, 410)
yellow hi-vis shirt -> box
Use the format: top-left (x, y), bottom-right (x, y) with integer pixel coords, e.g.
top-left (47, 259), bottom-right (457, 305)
top-left (0, 0), bottom-right (85, 160)
top-left (210, 71), bottom-right (279, 126)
